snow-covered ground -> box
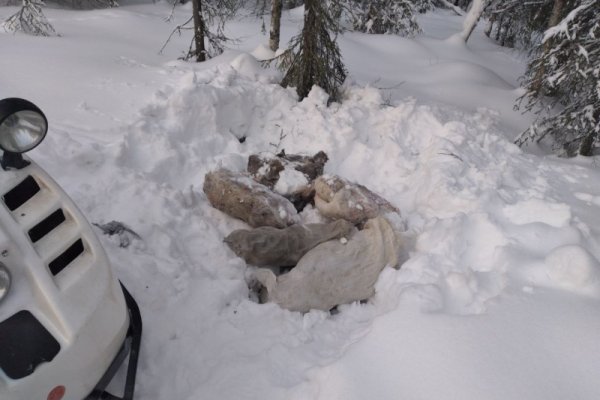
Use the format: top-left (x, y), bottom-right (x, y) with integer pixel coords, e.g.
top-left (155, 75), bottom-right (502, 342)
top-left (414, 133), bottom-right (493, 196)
top-left (2, 3), bottom-right (600, 399)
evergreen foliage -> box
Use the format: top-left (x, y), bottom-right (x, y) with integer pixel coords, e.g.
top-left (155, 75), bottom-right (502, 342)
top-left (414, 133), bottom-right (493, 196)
top-left (350, 0), bottom-right (420, 36)
top-left (517, 0), bottom-right (600, 156)
top-left (51, 0), bottom-right (117, 9)
top-left (483, 0), bottom-right (576, 49)
top-left (450, 0), bottom-right (470, 10)
top-left (3, 0), bottom-right (118, 37)
top-left (280, 0), bottom-right (347, 103)
top-left (283, 0), bottom-right (303, 9)
top-left (3, 0), bottom-right (57, 36)
top-left (252, 0), bottom-right (269, 15)
top-left (413, 0), bottom-right (436, 13)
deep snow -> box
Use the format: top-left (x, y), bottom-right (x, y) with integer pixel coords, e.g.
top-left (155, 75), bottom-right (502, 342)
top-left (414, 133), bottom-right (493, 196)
top-left (2, 3), bottom-right (600, 399)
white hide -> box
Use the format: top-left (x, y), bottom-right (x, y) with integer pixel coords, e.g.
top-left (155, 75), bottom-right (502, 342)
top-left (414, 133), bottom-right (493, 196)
top-left (252, 217), bottom-right (402, 312)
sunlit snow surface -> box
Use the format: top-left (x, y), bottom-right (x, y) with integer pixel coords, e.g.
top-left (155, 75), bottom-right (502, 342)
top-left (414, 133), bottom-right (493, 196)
top-left (2, 3), bottom-right (600, 399)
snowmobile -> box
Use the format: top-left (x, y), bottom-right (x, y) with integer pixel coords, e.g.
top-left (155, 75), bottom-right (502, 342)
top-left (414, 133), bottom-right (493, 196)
top-left (0, 98), bottom-right (142, 400)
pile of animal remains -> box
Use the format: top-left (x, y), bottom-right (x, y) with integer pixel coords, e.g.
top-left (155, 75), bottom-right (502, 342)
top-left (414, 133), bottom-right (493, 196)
top-left (203, 151), bottom-right (403, 312)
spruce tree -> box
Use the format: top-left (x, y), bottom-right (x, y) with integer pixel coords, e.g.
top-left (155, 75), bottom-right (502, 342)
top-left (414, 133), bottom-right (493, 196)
top-left (280, 0), bottom-right (347, 103)
top-left (351, 0), bottom-right (420, 36)
top-left (3, 0), bottom-right (57, 36)
top-left (3, 0), bottom-right (120, 36)
top-left (51, 0), bottom-right (117, 8)
top-left (413, 0), bottom-right (435, 13)
top-left (454, 0), bottom-right (471, 10)
top-left (283, 0), bottom-right (303, 8)
top-left (517, 0), bottom-right (600, 156)
top-left (483, 0), bottom-right (574, 50)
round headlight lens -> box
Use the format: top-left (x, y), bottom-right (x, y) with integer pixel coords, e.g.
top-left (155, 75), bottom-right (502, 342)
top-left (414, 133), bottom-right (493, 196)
top-left (0, 98), bottom-right (48, 154)
top-left (0, 263), bottom-right (10, 303)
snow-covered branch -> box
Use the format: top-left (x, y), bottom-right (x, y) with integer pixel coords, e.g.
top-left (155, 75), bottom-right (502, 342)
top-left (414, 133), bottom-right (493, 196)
top-left (3, 0), bottom-right (58, 36)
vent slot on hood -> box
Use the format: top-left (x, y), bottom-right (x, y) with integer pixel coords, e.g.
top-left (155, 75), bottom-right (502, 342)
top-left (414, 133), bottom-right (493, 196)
top-left (49, 239), bottom-right (84, 276)
top-left (3, 176), bottom-right (41, 211)
top-left (28, 209), bottom-right (67, 243)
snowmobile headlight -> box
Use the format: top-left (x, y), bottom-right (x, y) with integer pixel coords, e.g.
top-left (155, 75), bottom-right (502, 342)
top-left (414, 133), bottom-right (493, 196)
top-left (0, 263), bottom-right (10, 304)
top-left (0, 98), bottom-right (48, 154)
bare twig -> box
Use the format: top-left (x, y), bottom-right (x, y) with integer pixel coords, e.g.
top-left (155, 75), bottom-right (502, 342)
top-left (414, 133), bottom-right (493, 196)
top-left (269, 128), bottom-right (287, 153)
top-left (164, 0), bottom-right (179, 22)
top-left (159, 15), bottom-right (193, 55)
top-left (438, 152), bottom-right (464, 162)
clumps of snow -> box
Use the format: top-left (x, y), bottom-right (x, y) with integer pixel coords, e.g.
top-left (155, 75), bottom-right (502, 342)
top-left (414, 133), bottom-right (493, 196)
top-left (115, 65), bottom-right (298, 186)
top-left (250, 44), bottom-right (275, 60)
top-left (229, 52), bottom-right (279, 83)
top-left (510, 244), bottom-right (600, 297)
top-left (405, 212), bottom-right (508, 314)
top-left (273, 168), bottom-right (309, 196)
top-left (545, 245), bottom-right (600, 291)
top-left (574, 192), bottom-right (600, 206)
top-left (503, 199), bottom-right (572, 227)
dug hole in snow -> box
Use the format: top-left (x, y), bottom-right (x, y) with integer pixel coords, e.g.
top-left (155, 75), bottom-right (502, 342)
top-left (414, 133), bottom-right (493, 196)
top-left (2, 4), bottom-right (600, 399)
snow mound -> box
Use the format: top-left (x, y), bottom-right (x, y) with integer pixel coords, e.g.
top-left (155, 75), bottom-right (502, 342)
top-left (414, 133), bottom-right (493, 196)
top-left (273, 168), bottom-right (309, 196)
top-left (108, 64), bottom-right (600, 321)
top-left (116, 66), bottom-right (297, 186)
top-left (545, 245), bottom-right (600, 291)
top-left (422, 60), bottom-right (514, 89)
top-left (503, 198), bottom-right (572, 227)
top-left (230, 52), bottom-right (278, 83)
top-left (250, 43), bottom-right (276, 60)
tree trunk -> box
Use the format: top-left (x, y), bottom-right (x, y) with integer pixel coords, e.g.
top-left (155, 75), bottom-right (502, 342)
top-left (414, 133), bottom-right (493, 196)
top-left (269, 0), bottom-right (282, 51)
top-left (547, 0), bottom-right (566, 28)
top-left (500, 17), bottom-right (511, 46)
top-left (484, 14), bottom-right (494, 37)
top-left (579, 109), bottom-right (599, 156)
top-left (192, 0), bottom-right (206, 62)
top-left (579, 132), bottom-right (595, 156)
top-left (532, 0), bottom-right (565, 92)
top-left (460, 0), bottom-right (487, 43)
top-left (495, 13), bottom-right (503, 41)
top-left (298, 0), bottom-right (317, 100)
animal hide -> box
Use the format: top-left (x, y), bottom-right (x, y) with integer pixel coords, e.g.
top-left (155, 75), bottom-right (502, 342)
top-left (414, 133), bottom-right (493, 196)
top-left (203, 168), bottom-right (299, 228)
top-left (247, 150), bottom-right (328, 188)
top-left (314, 175), bottom-right (399, 224)
top-left (251, 217), bottom-right (402, 312)
top-left (224, 220), bottom-right (355, 267)
top-left (247, 151), bottom-right (328, 212)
